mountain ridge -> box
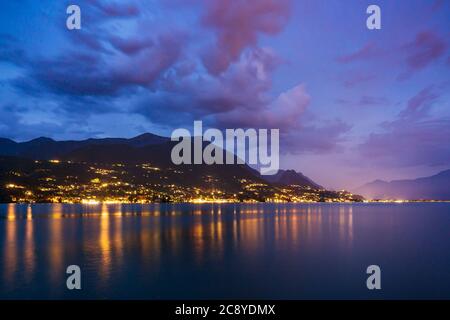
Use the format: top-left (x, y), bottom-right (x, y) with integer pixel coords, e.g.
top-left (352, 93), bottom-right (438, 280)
top-left (0, 133), bottom-right (170, 160)
top-left (0, 133), bottom-right (323, 190)
top-left (262, 169), bottom-right (323, 189)
top-left (355, 169), bottom-right (450, 200)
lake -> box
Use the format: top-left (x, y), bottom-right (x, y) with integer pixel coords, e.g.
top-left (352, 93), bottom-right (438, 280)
top-left (1, 203), bottom-right (449, 299)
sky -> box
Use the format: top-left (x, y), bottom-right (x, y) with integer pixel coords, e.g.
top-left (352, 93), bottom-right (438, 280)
top-left (0, 0), bottom-right (449, 190)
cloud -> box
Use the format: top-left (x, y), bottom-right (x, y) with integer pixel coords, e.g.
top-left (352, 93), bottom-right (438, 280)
top-left (201, 0), bottom-right (291, 74)
top-left (336, 30), bottom-right (448, 81)
top-left (358, 119), bottom-right (450, 167)
top-left (134, 46), bottom-right (350, 155)
top-left (134, 47), bottom-right (281, 125)
top-left (399, 85), bottom-right (440, 120)
top-left (336, 43), bottom-right (379, 64)
top-left (336, 96), bottom-right (389, 108)
top-left (282, 119), bottom-right (351, 155)
top-left (0, 34), bottom-right (26, 66)
top-left (0, 104), bottom-right (69, 141)
top-left (0, 0), bottom-right (350, 156)
top-left (109, 35), bottom-right (154, 55)
top-left (340, 72), bottom-right (376, 88)
top-left (68, 31), bottom-right (111, 54)
top-left (3, 0), bottom-right (293, 122)
top-left (133, 46), bottom-right (305, 132)
top-left (113, 32), bottom-right (186, 86)
top-left (214, 83), bottom-right (310, 128)
top-left (431, 0), bottom-right (445, 12)
top-left (91, 0), bottom-right (141, 18)
top-left (358, 86), bottom-right (449, 167)
top-left (398, 30), bottom-right (447, 80)
top-left (13, 29), bottom-right (186, 98)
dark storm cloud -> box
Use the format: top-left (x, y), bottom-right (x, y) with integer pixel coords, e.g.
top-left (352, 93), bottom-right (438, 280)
top-left (0, 34), bottom-right (27, 66)
top-left (1, 0), bottom-right (349, 155)
top-left (11, 29), bottom-right (186, 99)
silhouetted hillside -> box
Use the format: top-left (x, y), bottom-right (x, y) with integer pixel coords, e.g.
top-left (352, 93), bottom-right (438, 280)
top-left (356, 170), bottom-right (450, 200)
top-left (0, 134), bottom-right (361, 203)
top-left (0, 133), bottom-right (168, 160)
top-left (262, 169), bottom-right (322, 189)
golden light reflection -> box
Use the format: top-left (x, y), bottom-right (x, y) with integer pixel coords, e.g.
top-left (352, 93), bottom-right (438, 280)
top-left (7, 203), bottom-right (16, 221)
top-left (337, 205), bottom-right (354, 248)
top-left (24, 205), bottom-right (35, 281)
top-left (139, 209), bottom-right (161, 271)
top-left (0, 202), bottom-right (360, 296)
top-left (169, 213), bottom-right (182, 254)
top-left (209, 208), bottom-right (224, 259)
top-left (348, 206), bottom-right (354, 244)
top-left (4, 204), bottom-right (17, 288)
top-left (192, 220), bottom-right (205, 264)
top-left (49, 203), bottom-right (64, 285)
top-left (190, 205), bottom-right (226, 264)
top-left (112, 204), bottom-right (124, 270)
top-left (98, 203), bottom-right (112, 284)
top-left (238, 216), bottom-right (263, 253)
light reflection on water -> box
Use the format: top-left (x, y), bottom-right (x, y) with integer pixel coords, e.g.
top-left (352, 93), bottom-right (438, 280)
top-left (0, 203), bottom-right (449, 299)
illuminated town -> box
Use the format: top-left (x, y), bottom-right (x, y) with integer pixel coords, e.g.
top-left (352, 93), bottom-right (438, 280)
top-left (0, 158), bottom-right (364, 204)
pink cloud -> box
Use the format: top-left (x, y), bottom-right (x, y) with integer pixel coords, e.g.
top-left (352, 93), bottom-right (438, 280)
top-left (336, 96), bottom-right (388, 108)
top-left (336, 31), bottom-right (447, 80)
top-left (214, 84), bottom-right (310, 128)
top-left (201, 0), bottom-right (291, 74)
top-left (342, 73), bottom-right (376, 88)
top-left (282, 119), bottom-right (351, 154)
top-left (113, 32), bottom-right (185, 86)
top-left (212, 84), bottom-right (351, 154)
top-left (358, 119), bottom-right (450, 167)
top-left (399, 86), bottom-right (440, 119)
top-left (358, 86), bottom-right (449, 168)
top-left (336, 42), bottom-right (379, 64)
top-left (431, 0), bottom-right (445, 12)
top-left (398, 30), bottom-right (447, 80)
top-left (160, 47), bottom-right (280, 117)
top-left (404, 31), bottom-right (447, 68)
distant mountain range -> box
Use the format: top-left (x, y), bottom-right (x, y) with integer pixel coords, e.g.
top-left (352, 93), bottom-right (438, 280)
top-left (355, 170), bottom-right (450, 200)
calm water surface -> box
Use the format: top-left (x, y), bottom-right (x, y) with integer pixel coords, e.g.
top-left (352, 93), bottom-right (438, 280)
top-left (0, 203), bottom-right (449, 299)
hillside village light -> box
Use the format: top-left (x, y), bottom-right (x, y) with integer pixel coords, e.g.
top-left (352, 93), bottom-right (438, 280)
top-left (170, 121), bottom-right (279, 175)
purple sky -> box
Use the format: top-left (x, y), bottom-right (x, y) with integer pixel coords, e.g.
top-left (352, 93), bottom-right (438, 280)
top-left (0, 0), bottom-right (449, 189)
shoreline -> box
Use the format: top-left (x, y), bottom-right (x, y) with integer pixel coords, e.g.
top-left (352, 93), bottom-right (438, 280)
top-left (1, 200), bottom-right (450, 205)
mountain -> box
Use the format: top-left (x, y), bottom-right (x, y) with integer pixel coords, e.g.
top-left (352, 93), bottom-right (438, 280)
top-left (0, 134), bottom-right (270, 186)
top-left (355, 170), bottom-right (450, 200)
top-left (0, 154), bottom-right (362, 203)
top-left (0, 135), bottom-right (318, 186)
top-left (0, 133), bottom-right (169, 160)
top-left (262, 169), bottom-right (322, 189)
top-left (0, 134), bottom-right (364, 203)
